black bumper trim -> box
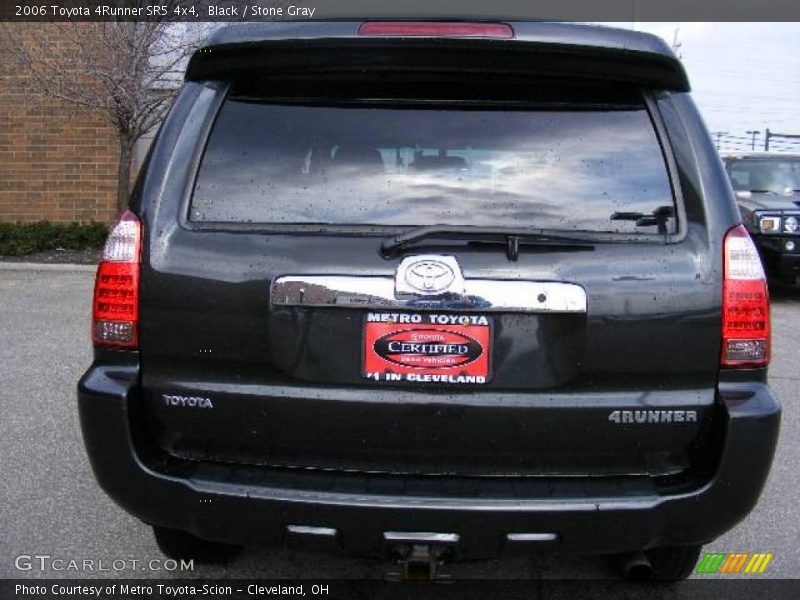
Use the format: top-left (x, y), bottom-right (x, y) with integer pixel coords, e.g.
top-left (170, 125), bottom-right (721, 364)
top-left (77, 365), bottom-right (780, 559)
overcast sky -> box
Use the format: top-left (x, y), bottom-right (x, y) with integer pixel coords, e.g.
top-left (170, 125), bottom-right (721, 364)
top-left (608, 22), bottom-right (800, 151)
top-left (179, 21), bottom-right (800, 152)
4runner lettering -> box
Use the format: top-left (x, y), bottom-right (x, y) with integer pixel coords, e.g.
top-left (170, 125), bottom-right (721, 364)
top-left (608, 410), bottom-right (698, 424)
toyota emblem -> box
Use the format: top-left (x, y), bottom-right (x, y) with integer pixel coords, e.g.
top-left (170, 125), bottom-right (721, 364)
top-left (404, 259), bottom-right (456, 294)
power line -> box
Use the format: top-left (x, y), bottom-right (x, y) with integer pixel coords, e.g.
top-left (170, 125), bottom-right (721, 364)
top-left (712, 129), bottom-right (800, 153)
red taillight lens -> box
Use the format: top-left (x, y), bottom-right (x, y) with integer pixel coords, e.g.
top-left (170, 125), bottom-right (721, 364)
top-left (358, 21), bottom-right (514, 39)
top-left (92, 211), bottom-right (141, 348)
top-left (721, 224), bottom-right (770, 367)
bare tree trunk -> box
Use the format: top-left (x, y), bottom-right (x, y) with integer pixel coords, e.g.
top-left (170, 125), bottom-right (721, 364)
top-left (3, 20), bottom-right (207, 219)
top-left (117, 133), bottom-right (133, 213)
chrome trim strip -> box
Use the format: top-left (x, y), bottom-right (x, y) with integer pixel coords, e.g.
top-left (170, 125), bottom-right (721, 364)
top-left (383, 532), bottom-right (460, 544)
top-left (506, 533), bottom-right (559, 542)
top-left (271, 276), bottom-right (587, 313)
top-left (286, 525), bottom-right (338, 537)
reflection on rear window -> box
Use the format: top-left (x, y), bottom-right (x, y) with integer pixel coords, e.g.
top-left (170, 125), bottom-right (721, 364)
top-left (191, 101), bottom-right (676, 233)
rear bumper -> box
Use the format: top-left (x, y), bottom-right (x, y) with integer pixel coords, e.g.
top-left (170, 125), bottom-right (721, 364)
top-left (77, 364), bottom-right (780, 559)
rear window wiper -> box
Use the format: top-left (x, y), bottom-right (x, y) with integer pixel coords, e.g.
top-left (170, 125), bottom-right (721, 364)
top-left (381, 225), bottom-right (595, 261)
top-left (610, 206), bottom-right (674, 234)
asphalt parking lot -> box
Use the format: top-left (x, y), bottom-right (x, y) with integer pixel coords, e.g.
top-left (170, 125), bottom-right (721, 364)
top-left (1, 267), bottom-right (798, 588)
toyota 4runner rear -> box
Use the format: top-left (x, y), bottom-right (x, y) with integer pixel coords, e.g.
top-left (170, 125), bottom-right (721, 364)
top-left (77, 21), bottom-right (781, 580)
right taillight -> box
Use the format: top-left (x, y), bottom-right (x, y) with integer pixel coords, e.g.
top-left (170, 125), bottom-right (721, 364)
top-left (721, 224), bottom-right (770, 367)
top-left (92, 211), bottom-right (141, 348)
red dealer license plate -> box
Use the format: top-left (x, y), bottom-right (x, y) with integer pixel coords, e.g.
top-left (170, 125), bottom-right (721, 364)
top-left (362, 312), bottom-right (491, 384)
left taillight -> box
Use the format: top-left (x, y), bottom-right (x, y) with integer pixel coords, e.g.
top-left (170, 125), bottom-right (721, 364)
top-left (92, 210), bottom-right (141, 348)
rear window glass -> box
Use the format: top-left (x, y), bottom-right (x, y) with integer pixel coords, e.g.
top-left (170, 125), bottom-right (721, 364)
top-left (191, 98), bottom-right (676, 234)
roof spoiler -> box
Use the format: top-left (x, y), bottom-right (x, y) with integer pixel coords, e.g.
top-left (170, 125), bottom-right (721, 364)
top-left (185, 22), bottom-right (689, 92)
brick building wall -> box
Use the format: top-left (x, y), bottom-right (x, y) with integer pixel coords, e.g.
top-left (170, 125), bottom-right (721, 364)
top-left (0, 24), bottom-right (119, 223)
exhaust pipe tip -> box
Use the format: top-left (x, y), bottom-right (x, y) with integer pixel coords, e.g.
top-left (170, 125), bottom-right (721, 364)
top-left (617, 551), bottom-right (655, 581)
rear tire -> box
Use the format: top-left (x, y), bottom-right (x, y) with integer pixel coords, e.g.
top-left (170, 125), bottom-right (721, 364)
top-left (615, 545), bottom-right (702, 580)
top-left (153, 526), bottom-right (242, 564)
top-left (640, 545), bottom-right (702, 580)
top-left (646, 545), bottom-right (702, 580)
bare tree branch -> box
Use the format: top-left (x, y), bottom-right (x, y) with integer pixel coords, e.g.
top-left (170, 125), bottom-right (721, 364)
top-left (0, 12), bottom-right (215, 211)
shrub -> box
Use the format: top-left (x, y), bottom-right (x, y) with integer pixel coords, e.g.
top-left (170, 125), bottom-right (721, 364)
top-left (0, 221), bottom-right (109, 256)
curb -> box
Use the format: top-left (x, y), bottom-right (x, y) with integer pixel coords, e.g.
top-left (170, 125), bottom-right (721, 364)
top-left (0, 261), bottom-right (97, 272)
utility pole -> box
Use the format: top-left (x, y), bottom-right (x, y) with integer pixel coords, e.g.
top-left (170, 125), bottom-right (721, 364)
top-left (764, 130), bottom-right (800, 153)
top-left (712, 131), bottom-right (728, 150)
top-left (746, 130), bottom-right (760, 151)
top-left (765, 128), bottom-right (770, 152)
top-left (671, 27), bottom-right (683, 59)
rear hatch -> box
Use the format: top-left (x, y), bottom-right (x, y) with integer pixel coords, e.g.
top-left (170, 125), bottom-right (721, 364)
top-left (139, 26), bottom-right (720, 479)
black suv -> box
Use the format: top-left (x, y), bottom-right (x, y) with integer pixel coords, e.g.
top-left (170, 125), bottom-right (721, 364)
top-left (78, 22), bottom-right (781, 580)
top-left (723, 153), bottom-right (800, 283)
